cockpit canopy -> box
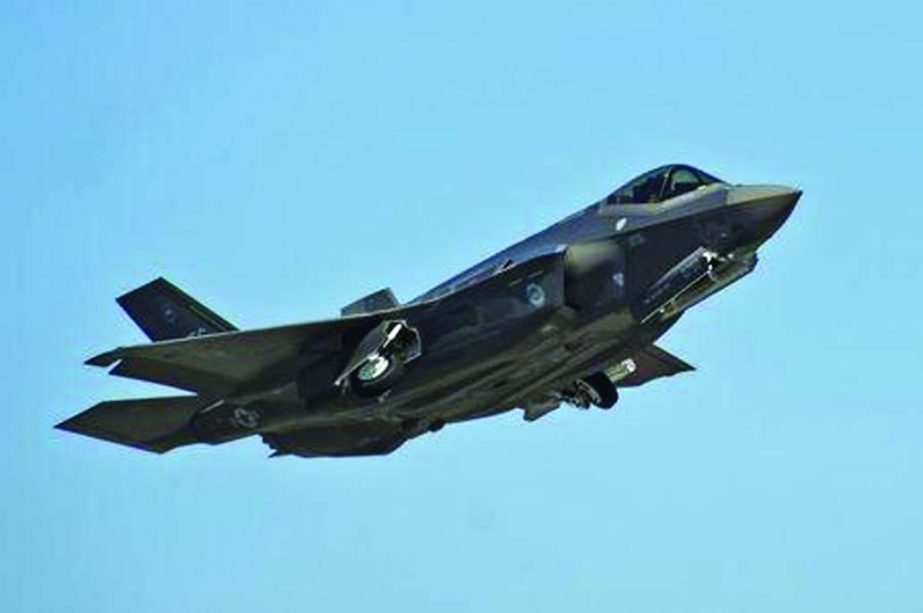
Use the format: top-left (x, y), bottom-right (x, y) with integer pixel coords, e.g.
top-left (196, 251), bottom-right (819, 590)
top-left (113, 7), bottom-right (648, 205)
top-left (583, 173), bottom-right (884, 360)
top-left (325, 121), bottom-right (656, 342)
top-left (605, 164), bottom-right (724, 205)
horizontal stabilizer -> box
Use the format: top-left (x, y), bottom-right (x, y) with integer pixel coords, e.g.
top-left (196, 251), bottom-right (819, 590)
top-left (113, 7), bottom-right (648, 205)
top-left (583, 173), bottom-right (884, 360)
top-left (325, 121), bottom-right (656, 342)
top-left (56, 396), bottom-right (208, 453)
top-left (117, 277), bottom-right (237, 342)
top-left (341, 288), bottom-right (399, 316)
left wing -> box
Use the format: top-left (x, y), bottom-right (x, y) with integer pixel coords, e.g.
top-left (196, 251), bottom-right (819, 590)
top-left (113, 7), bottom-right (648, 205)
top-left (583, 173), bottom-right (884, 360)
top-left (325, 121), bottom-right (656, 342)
top-left (86, 315), bottom-right (386, 395)
top-left (87, 252), bottom-right (567, 396)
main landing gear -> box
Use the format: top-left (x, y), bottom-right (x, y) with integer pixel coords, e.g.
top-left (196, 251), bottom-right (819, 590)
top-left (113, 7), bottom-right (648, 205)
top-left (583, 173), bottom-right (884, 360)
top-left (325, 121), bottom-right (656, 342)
top-left (522, 372), bottom-right (620, 422)
top-left (341, 320), bottom-right (422, 399)
top-left (350, 351), bottom-right (405, 398)
top-left (565, 372), bottom-right (619, 410)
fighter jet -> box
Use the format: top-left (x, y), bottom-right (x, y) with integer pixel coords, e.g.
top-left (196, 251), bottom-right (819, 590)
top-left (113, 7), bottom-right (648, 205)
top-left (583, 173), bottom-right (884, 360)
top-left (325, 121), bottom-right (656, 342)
top-left (57, 164), bottom-right (800, 458)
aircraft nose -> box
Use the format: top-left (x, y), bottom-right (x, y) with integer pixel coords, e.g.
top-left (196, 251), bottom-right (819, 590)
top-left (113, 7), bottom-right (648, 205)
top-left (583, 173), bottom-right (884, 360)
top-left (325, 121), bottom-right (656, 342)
top-left (728, 185), bottom-right (801, 245)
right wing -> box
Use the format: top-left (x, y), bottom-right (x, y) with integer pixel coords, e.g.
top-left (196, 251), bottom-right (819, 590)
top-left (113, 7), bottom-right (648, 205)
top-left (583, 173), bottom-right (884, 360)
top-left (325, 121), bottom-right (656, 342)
top-left (610, 344), bottom-right (695, 387)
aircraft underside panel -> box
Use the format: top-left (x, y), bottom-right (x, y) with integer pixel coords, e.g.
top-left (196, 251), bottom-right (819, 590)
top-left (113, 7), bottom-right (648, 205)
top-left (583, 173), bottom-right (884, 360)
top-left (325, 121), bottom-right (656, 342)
top-left (261, 420), bottom-right (412, 458)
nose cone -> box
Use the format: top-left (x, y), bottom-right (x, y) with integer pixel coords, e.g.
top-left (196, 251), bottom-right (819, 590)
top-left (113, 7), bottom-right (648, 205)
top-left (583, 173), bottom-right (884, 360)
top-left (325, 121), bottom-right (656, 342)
top-left (728, 185), bottom-right (801, 245)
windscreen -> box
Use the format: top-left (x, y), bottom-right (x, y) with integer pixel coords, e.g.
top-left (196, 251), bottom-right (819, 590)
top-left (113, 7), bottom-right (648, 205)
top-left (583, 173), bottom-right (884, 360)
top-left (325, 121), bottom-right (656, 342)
top-left (605, 165), bottom-right (723, 205)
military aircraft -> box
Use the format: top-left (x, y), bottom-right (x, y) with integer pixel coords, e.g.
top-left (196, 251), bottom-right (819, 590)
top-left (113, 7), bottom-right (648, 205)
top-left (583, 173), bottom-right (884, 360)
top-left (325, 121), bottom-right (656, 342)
top-left (57, 164), bottom-right (800, 458)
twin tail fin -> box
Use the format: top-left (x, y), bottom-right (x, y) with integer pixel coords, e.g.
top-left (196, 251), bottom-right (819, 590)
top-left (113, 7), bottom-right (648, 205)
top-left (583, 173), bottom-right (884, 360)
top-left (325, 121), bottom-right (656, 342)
top-left (116, 277), bottom-right (237, 341)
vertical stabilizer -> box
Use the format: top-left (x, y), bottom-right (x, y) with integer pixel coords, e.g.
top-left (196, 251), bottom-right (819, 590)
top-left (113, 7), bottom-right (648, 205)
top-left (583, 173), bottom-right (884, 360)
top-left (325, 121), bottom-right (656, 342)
top-left (117, 278), bottom-right (237, 341)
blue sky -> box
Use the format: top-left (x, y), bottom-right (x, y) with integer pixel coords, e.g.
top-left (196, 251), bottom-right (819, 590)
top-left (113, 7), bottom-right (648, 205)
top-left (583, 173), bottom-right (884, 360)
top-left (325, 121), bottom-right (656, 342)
top-left (2, 1), bottom-right (922, 611)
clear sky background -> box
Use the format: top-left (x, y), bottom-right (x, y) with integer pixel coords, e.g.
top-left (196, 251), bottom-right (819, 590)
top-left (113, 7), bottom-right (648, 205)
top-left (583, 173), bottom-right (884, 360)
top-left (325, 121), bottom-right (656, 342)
top-left (2, 1), bottom-right (922, 611)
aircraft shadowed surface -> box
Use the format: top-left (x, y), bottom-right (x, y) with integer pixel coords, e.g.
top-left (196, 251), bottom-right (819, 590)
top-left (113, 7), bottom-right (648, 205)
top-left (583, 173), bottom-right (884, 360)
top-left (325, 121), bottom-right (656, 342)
top-left (58, 164), bottom-right (800, 458)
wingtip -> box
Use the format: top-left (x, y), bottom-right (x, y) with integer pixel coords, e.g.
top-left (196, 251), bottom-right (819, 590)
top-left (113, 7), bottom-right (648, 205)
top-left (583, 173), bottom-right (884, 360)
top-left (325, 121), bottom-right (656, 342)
top-left (54, 413), bottom-right (88, 435)
top-left (85, 350), bottom-right (121, 368)
top-left (115, 276), bottom-right (172, 304)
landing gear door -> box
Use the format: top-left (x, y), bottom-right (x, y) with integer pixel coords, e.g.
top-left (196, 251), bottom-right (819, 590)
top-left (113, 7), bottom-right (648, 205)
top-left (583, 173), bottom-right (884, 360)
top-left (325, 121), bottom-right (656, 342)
top-left (334, 320), bottom-right (422, 389)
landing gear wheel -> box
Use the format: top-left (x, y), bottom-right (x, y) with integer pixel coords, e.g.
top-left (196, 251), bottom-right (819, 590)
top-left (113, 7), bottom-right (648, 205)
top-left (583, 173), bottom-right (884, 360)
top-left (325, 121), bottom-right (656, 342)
top-left (577, 372), bottom-right (619, 409)
top-left (350, 353), bottom-right (405, 398)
